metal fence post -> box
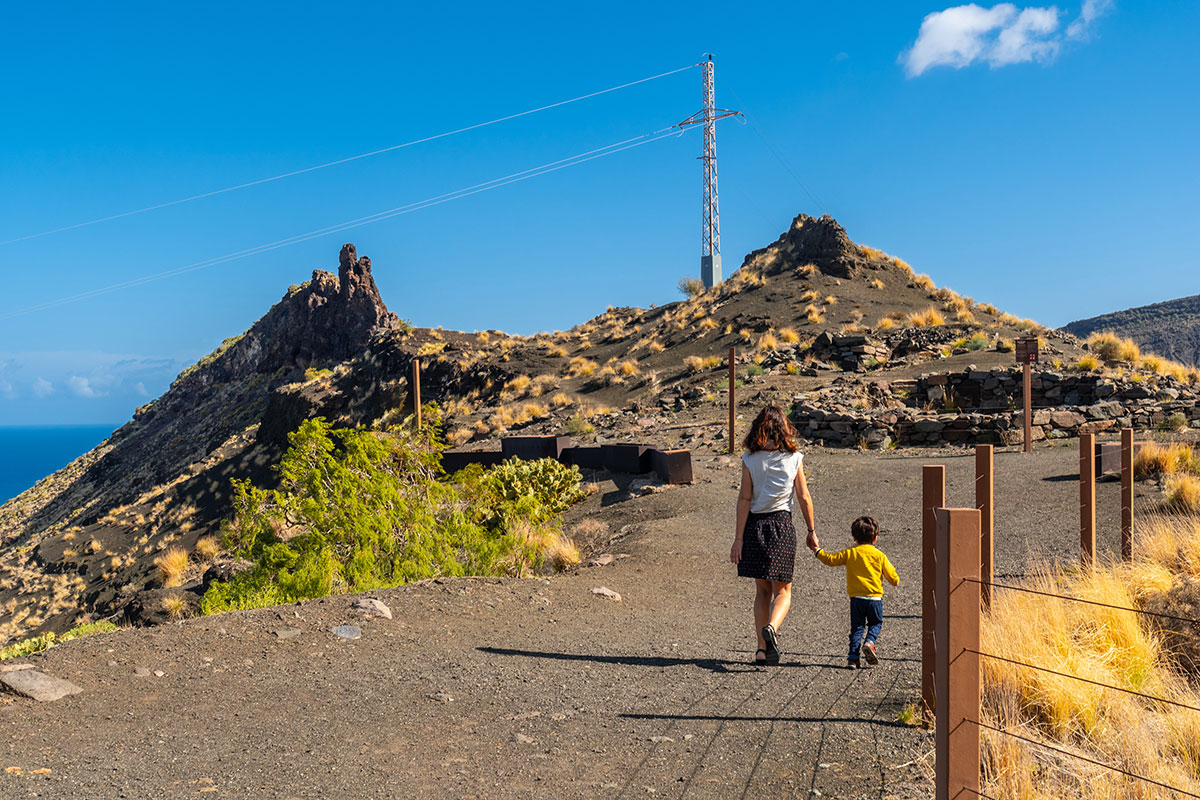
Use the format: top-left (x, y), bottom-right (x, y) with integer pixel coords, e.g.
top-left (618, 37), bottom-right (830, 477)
top-left (976, 445), bottom-right (994, 611)
top-left (1080, 432), bottom-right (1096, 567)
top-left (922, 464), bottom-right (945, 718)
top-left (1121, 427), bottom-right (1134, 561)
top-left (728, 346), bottom-right (736, 455)
top-left (935, 507), bottom-right (981, 800)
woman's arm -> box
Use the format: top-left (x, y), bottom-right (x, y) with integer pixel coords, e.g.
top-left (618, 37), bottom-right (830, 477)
top-left (731, 464), bottom-right (752, 564)
top-left (794, 463), bottom-right (818, 551)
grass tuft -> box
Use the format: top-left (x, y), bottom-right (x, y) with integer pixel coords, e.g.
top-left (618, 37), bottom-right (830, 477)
top-left (154, 547), bottom-right (189, 588)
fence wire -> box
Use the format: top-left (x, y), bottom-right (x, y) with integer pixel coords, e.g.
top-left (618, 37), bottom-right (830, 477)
top-left (965, 577), bottom-right (1200, 628)
top-left (969, 648), bottom-right (1200, 714)
top-left (967, 718), bottom-right (1200, 799)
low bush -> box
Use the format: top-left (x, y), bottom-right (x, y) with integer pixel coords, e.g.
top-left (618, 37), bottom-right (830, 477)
top-left (1166, 475), bottom-right (1200, 513)
top-left (1087, 331), bottom-right (1140, 364)
top-left (201, 415), bottom-right (587, 615)
top-left (1135, 442), bottom-right (1197, 479)
top-left (907, 308), bottom-right (945, 327)
top-left (1, 621), bottom-right (119, 661)
top-left (677, 276), bottom-right (705, 298)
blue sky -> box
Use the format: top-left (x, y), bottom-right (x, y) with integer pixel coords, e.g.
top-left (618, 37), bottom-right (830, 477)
top-left (1, 1), bottom-right (1196, 426)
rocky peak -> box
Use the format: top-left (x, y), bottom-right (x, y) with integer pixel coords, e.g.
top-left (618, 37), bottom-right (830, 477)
top-left (742, 213), bottom-right (871, 279)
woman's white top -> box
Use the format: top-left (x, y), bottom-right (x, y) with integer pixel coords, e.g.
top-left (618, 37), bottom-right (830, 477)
top-left (742, 449), bottom-right (804, 514)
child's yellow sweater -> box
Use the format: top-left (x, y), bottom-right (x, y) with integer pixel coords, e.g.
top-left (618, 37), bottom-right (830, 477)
top-left (815, 543), bottom-right (899, 597)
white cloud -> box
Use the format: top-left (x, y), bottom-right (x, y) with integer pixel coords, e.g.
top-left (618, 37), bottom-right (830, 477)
top-left (0, 379), bottom-right (13, 400)
top-left (135, 381), bottom-right (149, 397)
top-left (32, 378), bottom-right (55, 398)
top-left (902, 2), bottom-right (1106, 77)
top-left (66, 376), bottom-right (102, 398)
top-left (1067, 0), bottom-right (1113, 39)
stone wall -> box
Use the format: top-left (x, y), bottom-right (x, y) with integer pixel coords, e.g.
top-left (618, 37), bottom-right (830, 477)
top-left (792, 369), bottom-right (1200, 449)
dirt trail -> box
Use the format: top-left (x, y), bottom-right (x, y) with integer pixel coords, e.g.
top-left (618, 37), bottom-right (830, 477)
top-left (0, 445), bottom-right (1138, 799)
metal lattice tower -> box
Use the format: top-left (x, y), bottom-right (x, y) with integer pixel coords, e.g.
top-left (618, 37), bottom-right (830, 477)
top-left (677, 55), bottom-right (741, 288)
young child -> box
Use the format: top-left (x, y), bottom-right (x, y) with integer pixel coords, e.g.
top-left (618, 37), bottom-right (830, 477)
top-left (811, 516), bottom-right (899, 669)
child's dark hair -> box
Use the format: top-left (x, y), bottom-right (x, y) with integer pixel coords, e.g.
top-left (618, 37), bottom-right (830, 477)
top-left (851, 516), bottom-right (879, 544)
top-left (743, 404), bottom-right (798, 453)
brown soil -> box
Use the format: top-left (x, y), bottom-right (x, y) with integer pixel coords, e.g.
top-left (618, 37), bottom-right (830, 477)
top-left (0, 443), bottom-right (1151, 799)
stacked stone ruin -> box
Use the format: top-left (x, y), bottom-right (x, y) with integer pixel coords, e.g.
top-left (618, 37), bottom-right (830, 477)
top-left (792, 368), bottom-right (1200, 449)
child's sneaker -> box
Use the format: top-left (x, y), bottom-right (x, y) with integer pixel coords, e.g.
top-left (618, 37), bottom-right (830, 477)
top-left (862, 640), bottom-right (879, 665)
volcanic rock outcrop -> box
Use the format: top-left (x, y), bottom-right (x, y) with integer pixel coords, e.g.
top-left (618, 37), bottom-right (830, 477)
top-left (741, 213), bottom-right (874, 278)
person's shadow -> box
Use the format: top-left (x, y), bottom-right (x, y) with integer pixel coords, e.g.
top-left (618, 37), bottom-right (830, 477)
top-left (477, 646), bottom-right (841, 673)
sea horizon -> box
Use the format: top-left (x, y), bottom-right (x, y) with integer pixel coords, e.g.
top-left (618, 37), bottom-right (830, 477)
top-left (0, 424), bottom-right (121, 505)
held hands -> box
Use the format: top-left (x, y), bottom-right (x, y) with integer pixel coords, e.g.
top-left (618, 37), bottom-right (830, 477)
top-left (806, 529), bottom-right (820, 552)
top-left (730, 538), bottom-right (742, 565)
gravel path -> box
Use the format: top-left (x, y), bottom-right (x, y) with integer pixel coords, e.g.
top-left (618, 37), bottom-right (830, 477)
top-left (0, 443), bottom-right (1145, 799)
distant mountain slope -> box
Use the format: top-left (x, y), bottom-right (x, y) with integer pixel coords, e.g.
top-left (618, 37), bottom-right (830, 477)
top-left (1064, 294), bottom-right (1200, 367)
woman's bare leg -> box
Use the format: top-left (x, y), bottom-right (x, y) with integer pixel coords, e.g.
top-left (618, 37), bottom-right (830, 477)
top-left (754, 579), bottom-right (772, 650)
top-left (768, 581), bottom-right (792, 632)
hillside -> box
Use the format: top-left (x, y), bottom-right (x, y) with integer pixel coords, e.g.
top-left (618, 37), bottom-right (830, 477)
top-left (1065, 294), bottom-right (1200, 367)
top-left (0, 212), bottom-right (1131, 644)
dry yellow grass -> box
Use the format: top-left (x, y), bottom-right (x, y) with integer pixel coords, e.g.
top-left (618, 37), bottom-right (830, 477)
top-left (194, 536), bottom-right (221, 561)
top-left (798, 289), bottom-right (818, 302)
top-left (859, 245), bottom-right (884, 260)
top-left (806, 307), bottom-right (824, 324)
top-left (875, 317), bottom-right (896, 331)
top-left (757, 332), bottom-right (779, 351)
top-left (699, 317), bottom-right (718, 331)
top-left (617, 360), bottom-right (639, 377)
top-left (549, 392), bottom-right (574, 409)
top-left (953, 309), bottom-right (976, 324)
top-left (907, 308), bottom-right (946, 327)
top-left (980, 518), bottom-right (1200, 798)
top-left (778, 327), bottom-right (800, 344)
top-left (869, 278), bottom-right (885, 290)
top-left (1074, 354), bottom-right (1101, 371)
top-left (1165, 475), bottom-right (1200, 513)
top-left (912, 273), bottom-right (935, 290)
top-left (154, 547), bottom-right (189, 588)
top-left (161, 594), bottom-right (189, 621)
top-left (564, 357), bottom-right (598, 377)
top-left (648, 341), bottom-right (666, 353)
top-left (738, 328), bottom-right (753, 342)
top-left (1135, 442), bottom-right (1197, 479)
top-left (500, 375), bottom-right (532, 401)
top-left (796, 263), bottom-right (817, 277)
top-left (1087, 331), bottom-right (1141, 364)
top-left (684, 355), bottom-right (721, 373)
top-left (823, 294), bottom-right (838, 305)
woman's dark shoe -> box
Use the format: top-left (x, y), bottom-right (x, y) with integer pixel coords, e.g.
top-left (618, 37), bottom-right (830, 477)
top-left (753, 648), bottom-right (767, 666)
top-left (761, 625), bottom-right (781, 665)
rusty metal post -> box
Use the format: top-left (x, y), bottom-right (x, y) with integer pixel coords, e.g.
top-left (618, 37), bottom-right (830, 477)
top-left (728, 346), bottom-right (736, 455)
top-left (413, 359), bottom-right (422, 431)
top-left (1023, 361), bottom-right (1033, 453)
top-left (1121, 427), bottom-right (1134, 561)
top-left (921, 464), bottom-right (945, 719)
top-left (975, 445), bottom-right (994, 611)
top-left (1080, 432), bottom-right (1096, 568)
top-left (934, 507), bottom-right (981, 800)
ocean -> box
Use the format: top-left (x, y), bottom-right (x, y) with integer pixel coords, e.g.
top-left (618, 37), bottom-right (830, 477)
top-left (0, 425), bottom-right (119, 505)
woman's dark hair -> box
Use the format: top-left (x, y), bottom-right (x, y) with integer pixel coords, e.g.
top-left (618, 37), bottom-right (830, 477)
top-left (851, 516), bottom-right (879, 544)
top-left (743, 404), bottom-right (798, 453)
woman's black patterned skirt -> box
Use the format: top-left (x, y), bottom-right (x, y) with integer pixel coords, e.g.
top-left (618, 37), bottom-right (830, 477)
top-left (737, 510), bottom-right (797, 583)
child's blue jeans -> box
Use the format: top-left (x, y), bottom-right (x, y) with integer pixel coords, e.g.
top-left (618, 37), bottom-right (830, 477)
top-left (849, 597), bottom-right (884, 662)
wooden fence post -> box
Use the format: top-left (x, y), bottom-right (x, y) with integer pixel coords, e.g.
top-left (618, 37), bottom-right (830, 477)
top-left (922, 465), bottom-right (945, 719)
top-left (976, 445), bottom-right (994, 610)
top-left (935, 507), bottom-right (982, 800)
top-left (728, 346), bottom-right (736, 455)
top-left (1121, 427), bottom-right (1134, 561)
top-left (413, 359), bottom-right (422, 431)
top-left (1080, 432), bottom-right (1096, 568)
top-left (1023, 361), bottom-right (1033, 453)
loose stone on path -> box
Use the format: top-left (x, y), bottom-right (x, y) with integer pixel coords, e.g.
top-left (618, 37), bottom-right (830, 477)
top-left (0, 670), bottom-right (83, 702)
top-left (590, 587), bottom-right (622, 601)
top-left (353, 598), bottom-right (392, 619)
top-left (329, 625), bottom-right (362, 640)
top-left (274, 627), bottom-right (302, 640)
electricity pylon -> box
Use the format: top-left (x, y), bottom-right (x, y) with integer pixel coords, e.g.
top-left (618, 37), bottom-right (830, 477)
top-left (677, 55), bottom-right (742, 288)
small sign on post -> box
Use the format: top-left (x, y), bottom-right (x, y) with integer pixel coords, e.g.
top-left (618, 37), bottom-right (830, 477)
top-left (1015, 338), bottom-right (1039, 453)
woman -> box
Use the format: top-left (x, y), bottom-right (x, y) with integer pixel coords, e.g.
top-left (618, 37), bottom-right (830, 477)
top-left (729, 404), bottom-right (817, 666)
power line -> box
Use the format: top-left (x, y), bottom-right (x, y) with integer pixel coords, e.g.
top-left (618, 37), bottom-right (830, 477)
top-left (0, 126), bottom-right (694, 320)
top-left (723, 83), bottom-right (827, 213)
top-left (0, 63), bottom-right (699, 247)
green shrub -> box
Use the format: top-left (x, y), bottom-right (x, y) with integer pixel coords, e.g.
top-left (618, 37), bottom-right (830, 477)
top-left (564, 416), bottom-right (595, 436)
top-left (201, 413), bottom-right (586, 615)
top-left (1, 620), bottom-right (118, 661)
top-left (742, 364), bottom-right (765, 377)
top-left (967, 333), bottom-right (989, 351)
top-left (678, 276), bottom-right (705, 298)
